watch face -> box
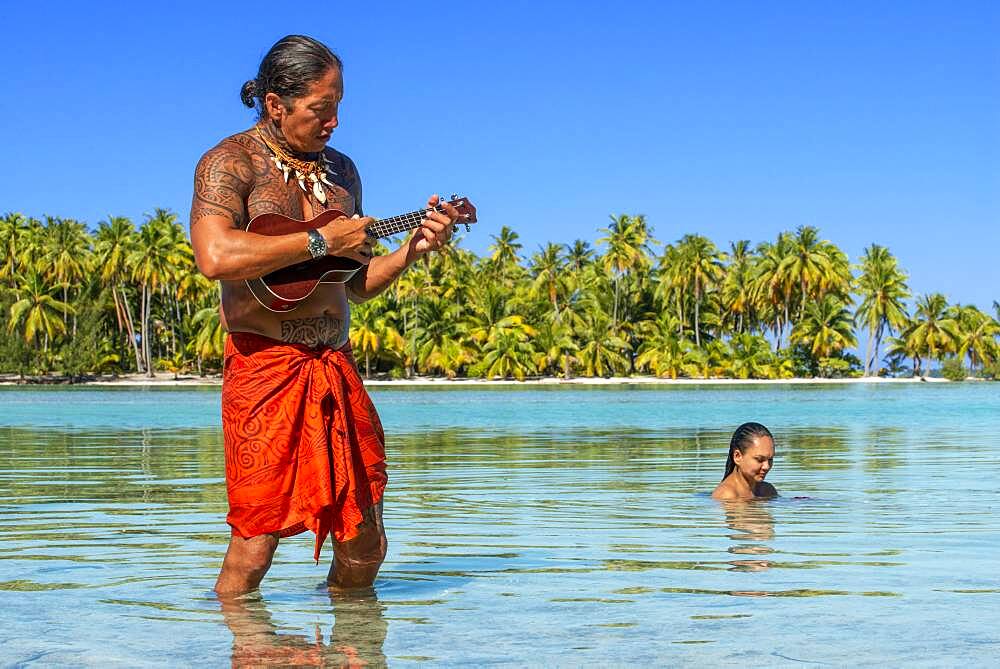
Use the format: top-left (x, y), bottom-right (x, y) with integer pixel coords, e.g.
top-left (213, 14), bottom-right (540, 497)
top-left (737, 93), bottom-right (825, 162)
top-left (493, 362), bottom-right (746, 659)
top-left (308, 230), bottom-right (327, 258)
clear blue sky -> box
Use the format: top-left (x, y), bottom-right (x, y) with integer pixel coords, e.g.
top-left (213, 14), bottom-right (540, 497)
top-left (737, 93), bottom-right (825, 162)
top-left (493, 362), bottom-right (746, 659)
top-left (2, 1), bottom-right (997, 309)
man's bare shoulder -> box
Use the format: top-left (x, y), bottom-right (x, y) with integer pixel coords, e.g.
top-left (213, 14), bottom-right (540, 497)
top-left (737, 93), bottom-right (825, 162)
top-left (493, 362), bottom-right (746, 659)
top-left (192, 130), bottom-right (268, 230)
top-left (196, 130), bottom-right (264, 172)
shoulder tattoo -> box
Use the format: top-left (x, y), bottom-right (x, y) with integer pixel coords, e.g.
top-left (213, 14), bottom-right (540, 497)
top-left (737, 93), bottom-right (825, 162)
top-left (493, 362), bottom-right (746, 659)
top-left (191, 137), bottom-right (268, 229)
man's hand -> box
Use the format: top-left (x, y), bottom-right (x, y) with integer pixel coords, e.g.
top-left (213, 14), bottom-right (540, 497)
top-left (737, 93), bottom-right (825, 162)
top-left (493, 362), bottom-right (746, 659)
top-left (318, 215), bottom-right (376, 264)
top-left (409, 194), bottom-right (458, 256)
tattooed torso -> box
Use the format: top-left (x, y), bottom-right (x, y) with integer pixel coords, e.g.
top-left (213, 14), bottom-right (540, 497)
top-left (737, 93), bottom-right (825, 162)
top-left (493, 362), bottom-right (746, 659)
top-left (192, 128), bottom-right (363, 349)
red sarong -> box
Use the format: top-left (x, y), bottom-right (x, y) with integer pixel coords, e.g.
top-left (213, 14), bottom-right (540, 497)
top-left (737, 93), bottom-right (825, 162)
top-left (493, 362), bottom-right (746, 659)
top-left (222, 332), bottom-right (387, 561)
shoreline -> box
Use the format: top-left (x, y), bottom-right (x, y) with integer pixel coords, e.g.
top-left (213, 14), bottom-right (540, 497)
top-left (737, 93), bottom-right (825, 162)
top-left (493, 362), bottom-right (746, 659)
top-left (0, 373), bottom-right (959, 387)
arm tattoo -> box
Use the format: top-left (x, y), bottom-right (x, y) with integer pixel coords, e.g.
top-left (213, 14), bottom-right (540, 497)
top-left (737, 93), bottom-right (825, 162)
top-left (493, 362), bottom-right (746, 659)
top-left (280, 315), bottom-right (345, 348)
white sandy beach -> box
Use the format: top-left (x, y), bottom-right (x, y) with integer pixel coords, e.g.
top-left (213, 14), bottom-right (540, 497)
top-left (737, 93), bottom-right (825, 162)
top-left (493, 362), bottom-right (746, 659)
top-left (1, 373), bottom-right (955, 387)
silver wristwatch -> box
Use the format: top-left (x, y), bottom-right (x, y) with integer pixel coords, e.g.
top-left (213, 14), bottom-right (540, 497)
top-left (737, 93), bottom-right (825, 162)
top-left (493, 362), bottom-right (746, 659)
top-left (306, 229), bottom-right (327, 259)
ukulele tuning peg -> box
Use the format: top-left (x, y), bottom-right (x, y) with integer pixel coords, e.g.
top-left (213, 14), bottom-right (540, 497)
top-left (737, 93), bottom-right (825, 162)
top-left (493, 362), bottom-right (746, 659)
top-left (451, 193), bottom-right (458, 201)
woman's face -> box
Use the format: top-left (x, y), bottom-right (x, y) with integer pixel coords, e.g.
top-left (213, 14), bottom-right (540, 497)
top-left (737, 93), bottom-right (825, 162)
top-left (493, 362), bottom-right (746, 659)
top-left (734, 436), bottom-right (774, 483)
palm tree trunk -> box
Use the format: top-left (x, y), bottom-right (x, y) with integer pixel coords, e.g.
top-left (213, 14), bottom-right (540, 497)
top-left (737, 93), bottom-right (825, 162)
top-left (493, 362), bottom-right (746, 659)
top-left (798, 277), bottom-right (807, 322)
top-left (119, 285), bottom-right (142, 373)
top-left (143, 285), bottom-right (154, 378)
top-left (612, 277), bottom-right (620, 327)
top-left (676, 292), bottom-right (683, 335)
top-left (173, 292), bottom-right (184, 352)
top-left (694, 283), bottom-right (701, 349)
top-left (873, 322), bottom-right (887, 377)
top-left (111, 287), bottom-right (124, 331)
top-left (782, 300), bottom-right (790, 350)
top-left (407, 299), bottom-right (416, 378)
top-left (864, 324), bottom-right (875, 376)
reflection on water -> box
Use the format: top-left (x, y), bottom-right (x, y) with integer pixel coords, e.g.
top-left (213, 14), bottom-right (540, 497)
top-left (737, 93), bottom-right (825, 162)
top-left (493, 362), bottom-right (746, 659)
top-left (221, 589), bottom-right (387, 667)
top-left (1, 385), bottom-right (999, 665)
top-left (724, 501), bottom-right (775, 573)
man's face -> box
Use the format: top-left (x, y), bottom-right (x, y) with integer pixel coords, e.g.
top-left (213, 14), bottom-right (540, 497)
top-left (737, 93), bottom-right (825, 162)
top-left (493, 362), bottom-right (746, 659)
top-left (274, 67), bottom-right (343, 153)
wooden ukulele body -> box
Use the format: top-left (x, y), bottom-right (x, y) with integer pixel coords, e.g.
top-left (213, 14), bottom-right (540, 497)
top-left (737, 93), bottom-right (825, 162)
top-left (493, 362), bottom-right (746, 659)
top-left (245, 209), bottom-right (362, 313)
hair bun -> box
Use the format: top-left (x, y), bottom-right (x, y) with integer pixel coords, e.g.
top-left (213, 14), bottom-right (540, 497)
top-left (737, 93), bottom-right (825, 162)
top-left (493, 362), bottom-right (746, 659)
top-left (240, 80), bottom-right (258, 108)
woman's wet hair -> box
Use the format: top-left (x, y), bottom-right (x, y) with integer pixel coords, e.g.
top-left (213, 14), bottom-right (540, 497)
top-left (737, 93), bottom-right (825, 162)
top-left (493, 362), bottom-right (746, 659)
top-left (723, 422), bottom-right (773, 480)
top-left (240, 35), bottom-right (342, 118)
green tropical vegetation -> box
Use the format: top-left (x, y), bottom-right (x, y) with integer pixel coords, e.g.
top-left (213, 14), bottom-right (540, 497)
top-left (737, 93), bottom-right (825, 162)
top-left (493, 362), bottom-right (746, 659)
top-left (1, 210), bottom-right (997, 381)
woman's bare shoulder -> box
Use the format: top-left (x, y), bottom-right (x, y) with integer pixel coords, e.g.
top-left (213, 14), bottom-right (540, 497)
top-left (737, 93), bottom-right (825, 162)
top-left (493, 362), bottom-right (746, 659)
top-left (712, 483), bottom-right (737, 500)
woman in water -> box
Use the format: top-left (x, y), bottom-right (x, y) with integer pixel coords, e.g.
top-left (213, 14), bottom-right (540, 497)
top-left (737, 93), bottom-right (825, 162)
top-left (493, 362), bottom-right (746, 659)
top-left (712, 422), bottom-right (777, 500)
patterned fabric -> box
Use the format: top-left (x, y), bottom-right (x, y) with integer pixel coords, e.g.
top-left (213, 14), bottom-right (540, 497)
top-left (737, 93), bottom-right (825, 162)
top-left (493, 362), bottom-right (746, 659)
top-left (222, 332), bottom-right (387, 561)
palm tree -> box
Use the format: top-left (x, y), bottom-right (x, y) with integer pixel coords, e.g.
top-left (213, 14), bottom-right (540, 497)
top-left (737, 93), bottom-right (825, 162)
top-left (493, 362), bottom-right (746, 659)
top-left (350, 299), bottom-right (406, 378)
top-left (597, 214), bottom-right (657, 326)
top-left (39, 217), bottom-right (92, 334)
top-left (952, 305), bottom-right (999, 374)
top-left (653, 244), bottom-right (686, 336)
top-left (905, 293), bottom-right (959, 373)
top-left (780, 226), bottom-right (833, 323)
top-left (575, 305), bottom-right (631, 377)
top-left (885, 327), bottom-right (921, 377)
top-left (392, 254), bottom-right (428, 378)
top-left (130, 209), bottom-right (188, 377)
top-left (720, 240), bottom-right (756, 335)
top-left (533, 320), bottom-right (580, 379)
top-left (752, 234), bottom-right (794, 350)
top-left (528, 243), bottom-right (567, 320)
top-left (190, 306), bottom-right (226, 368)
top-left (95, 215), bottom-right (143, 371)
top-left (635, 314), bottom-right (692, 379)
top-left (486, 226), bottom-right (523, 281)
top-left (676, 234), bottom-right (724, 348)
top-left (565, 239), bottom-right (594, 273)
top-left (0, 212), bottom-right (31, 291)
top-left (413, 297), bottom-right (471, 377)
top-left (791, 294), bottom-right (857, 361)
top-left (855, 245), bottom-right (910, 376)
top-left (469, 315), bottom-right (537, 379)
top-left (8, 270), bottom-right (75, 349)
top-left (724, 334), bottom-right (776, 379)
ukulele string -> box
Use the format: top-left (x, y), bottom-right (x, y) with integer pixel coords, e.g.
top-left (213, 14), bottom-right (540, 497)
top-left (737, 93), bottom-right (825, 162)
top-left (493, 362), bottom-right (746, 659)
top-left (366, 204), bottom-right (450, 239)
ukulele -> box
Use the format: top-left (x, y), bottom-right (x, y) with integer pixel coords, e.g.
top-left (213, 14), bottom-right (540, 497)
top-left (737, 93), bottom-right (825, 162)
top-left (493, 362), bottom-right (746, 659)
top-left (245, 196), bottom-right (477, 312)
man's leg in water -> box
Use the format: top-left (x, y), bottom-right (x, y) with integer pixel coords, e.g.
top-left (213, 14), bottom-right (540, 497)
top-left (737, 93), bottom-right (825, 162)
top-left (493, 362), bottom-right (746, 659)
top-left (327, 502), bottom-right (387, 589)
top-left (215, 531), bottom-right (280, 594)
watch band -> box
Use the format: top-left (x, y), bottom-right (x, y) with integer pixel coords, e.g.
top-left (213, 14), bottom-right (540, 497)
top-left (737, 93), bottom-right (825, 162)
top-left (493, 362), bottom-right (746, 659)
top-left (306, 229), bottom-right (327, 259)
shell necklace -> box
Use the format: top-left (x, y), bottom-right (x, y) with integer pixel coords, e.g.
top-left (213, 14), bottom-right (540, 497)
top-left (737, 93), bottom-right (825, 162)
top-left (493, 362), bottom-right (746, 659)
top-left (255, 125), bottom-right (335, 204)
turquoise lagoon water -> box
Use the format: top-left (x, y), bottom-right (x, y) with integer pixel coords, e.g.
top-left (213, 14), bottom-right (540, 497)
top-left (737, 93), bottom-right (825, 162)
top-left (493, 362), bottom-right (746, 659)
top-left (1, 383), bottom-right (998, 666)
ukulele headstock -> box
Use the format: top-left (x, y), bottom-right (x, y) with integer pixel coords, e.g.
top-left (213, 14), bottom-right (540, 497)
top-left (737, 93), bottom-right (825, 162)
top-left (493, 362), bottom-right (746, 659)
top-left (448, 194), bottom-right (477, 232)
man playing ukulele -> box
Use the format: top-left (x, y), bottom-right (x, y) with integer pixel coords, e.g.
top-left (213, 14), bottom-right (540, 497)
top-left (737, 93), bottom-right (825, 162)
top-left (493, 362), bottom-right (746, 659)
top-left (190, 35), bottom-right (459, 595)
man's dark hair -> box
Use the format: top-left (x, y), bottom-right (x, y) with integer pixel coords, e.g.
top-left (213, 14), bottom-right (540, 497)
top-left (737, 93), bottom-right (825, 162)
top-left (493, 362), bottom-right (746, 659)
top-left (240, 35), bottom-right (342, 118)
top-left (723, 422), bottom-right (773, 480)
